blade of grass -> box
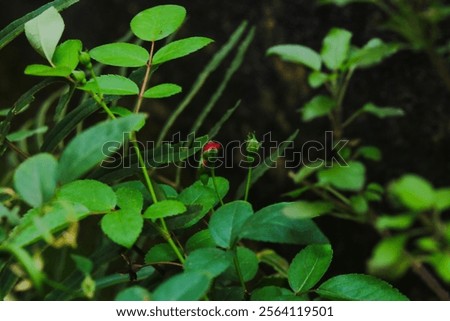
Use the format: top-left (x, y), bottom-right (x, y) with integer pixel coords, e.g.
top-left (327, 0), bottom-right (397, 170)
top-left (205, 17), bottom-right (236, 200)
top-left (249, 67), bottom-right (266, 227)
top-left (155, 21), bottom-right (248, 147)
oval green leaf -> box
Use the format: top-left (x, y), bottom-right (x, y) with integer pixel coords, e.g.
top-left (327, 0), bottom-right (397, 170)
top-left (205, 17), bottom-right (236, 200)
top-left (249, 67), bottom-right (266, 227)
top-left (316, 274), bottom-right (409, 301)
top-left (152, 37), bottom-right (214, 65)
top-left (115, 286), bottom-right (151, 301)
top-left (115, 187), bottom-right (143, 212)
top-left (25, 64), bottom-right (71, 77)
top-left (57, 180), bottom-right (116, 213)
top-left (153, 271), bottom-right (211, 301)
top-left (80, 75), bottom-right (139, 96)
top-left (58, 114), bottom-right (146, 184)
top-left (321, 28), bottom-right (352, 70)
top-left (185, 230), bottom-right (216, 254)
top-left (209, 201), bottom-right (253, 248)
top-left (143, 200), bottom-right (187, 220)
top-left (185, 248), bottom-right (232, 278)
top-left (53, 39), bottom-right (82, 70)
top-left (14, 153), bottom-right (58, 208)
top-left (389, 175), bottom-right (435, 211)
top-left (145, 243), bottom-right (178, 264)
top-left (301, 95), bottom-right (335, 122)
top-left (143, 83), bottom-right (182, 99)
top-left (267, 44), bottom-right (322, 71)
top-left (318, 161), bottom-right (366, 191)
top-left (223, 247), bottom-right (259, 282)
top-left (288, 244), bottom-right (333, 293)
top-left (101, 210), bottom-right (143, 248)
top-left (130, 5), bottom-right (186, 41)
top-left (90, 42), bottom-right (149, 67)
top-left (240, 202), bottom-right (328, 245)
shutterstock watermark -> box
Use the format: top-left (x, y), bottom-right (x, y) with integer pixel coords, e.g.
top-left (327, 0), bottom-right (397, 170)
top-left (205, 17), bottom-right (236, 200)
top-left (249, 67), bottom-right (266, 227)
top-left (100, 131), bottom-right (349, 169)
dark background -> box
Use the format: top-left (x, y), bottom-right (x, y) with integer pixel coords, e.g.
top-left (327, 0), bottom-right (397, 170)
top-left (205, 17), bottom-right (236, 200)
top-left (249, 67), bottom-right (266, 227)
top-left (1, 0), bottom-right (449, 300)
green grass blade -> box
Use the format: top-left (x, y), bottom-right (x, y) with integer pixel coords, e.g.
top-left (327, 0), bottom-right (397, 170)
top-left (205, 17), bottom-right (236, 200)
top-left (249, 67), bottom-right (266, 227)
top-left (40, 96), bottom-right (117, 152)
top-left (188, 28), bottom-right (255, 139)
top-left (155, 21), bottom-right (248, 147)
top-left (207, 100), bottom-right (240, 139)
top-left (0, 0), bottom-right (79, 51)
top-left (235, 130), bottom-right (299, 198)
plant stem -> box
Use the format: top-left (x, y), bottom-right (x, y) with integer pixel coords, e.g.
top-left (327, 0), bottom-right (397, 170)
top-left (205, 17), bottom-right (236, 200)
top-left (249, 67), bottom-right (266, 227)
top-left (244, 166), bottom-right (253, 202)
top-left (211, 168), bottom-right (224, 206)
top-left (232, 247), bottom-right (248, 297)
top-left (4, 139), bottom-right (29, 159)
top-left (134, 41), bottom-right (155, 114)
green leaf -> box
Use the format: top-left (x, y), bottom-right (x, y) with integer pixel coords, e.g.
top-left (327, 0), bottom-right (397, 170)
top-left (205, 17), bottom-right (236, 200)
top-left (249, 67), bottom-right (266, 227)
top-left (362, 103), bottom-right (405, 118)
top-left (267, 44), bottom-right (322, 71)
top-left (240, 202), bottom-right (328, 245)
top-left (301, 95), bottom-right (335, 122)
top-left (251, 286), bottom-right (294, 301)
top-left (130, 5), bottom-right (186, 42)
top-left (153, 37), bottom-right (214, 65)
top-left (368, 235), bottom-right (409, 279)
top-left (143, 200), bottom-right (187, 220)
top-left (428, 253), bottom-right (450, 283)
top-left (290, 161), bottom-right (324, 184)
top-left (435, 188), bottom-right (450, 211)
top-left (116, 286), bottom-right (151, 301)
top-left (316, 274), bottom-right (409, 301)
top-left (14, 153), bottom-right (58, 208)
top-left (24, 64), bottom-right (71, 77)
top-left (57, 180), bottom-right (116, 213)
top-left (143, 83), bottom-right (182, 99)
top-left (80, 75), bottom-right (139, 96)
top-left (41, 96), bottom-right (113, 153)
top-left (282, 201), bottom-right (333, 219)
top-left (257, 249), bottom-right (290, 278)
top-left (53, 39), bottom-right (82, 70)
top-left (347, 39), bottom-right (399, 69)
top-left (209, 201), bottom-right (253, 248)
top-left (308, 71), bottom-right (329, 88)
top-left (185, 248), bottom-right (232, 278)
top-left (350, 195), bottom-right (368, 214)
top-left (0, 0), bottom-right (78, 51)
top-left (153, 271), bottom-right (211, 301)
top-left (145, 244), bottom-right (178, 264)
top-left (6, 126), bottom-right (48, 142)
top-left (58, 114), bottom-right (146, 184)
top-left (223, 247), bottom-right (259, 282)
top-left (321, 28), bottom-right (352, 70)
top-left (101, 210), bottom-right (143, 248)
top-left (109, 106), bottom-right (132, 117)
top-left (195, 176), bottom-right (230, 205)
top-left (89, 42), bottom-right (149, 67)
top-left (167, 184), bottom-right (216, 229)
top-left (186, 230), bottom-right (216, 254)
top-left (375, 214), bottom-right (415, 231)
top-left (7, 201), bottom-right (89, 248)
top-left (71, 254), bottom-right (93, 275)
top-left (357, 146), bottom-right (381, 161)
top-left (389, 175), bottom-right (435, 211)
top-left (116, 187), bottom-right (143, 212)
top-left (24, 6), bottom-right (65, 63)
top-left (288, 244), bottom-right (333, 293)
top-left (318, 161), bottom-right (366, 191)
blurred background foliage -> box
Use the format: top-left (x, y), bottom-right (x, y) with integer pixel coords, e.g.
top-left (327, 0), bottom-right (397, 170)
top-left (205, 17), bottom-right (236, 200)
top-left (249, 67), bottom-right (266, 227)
top-left (1, 0), bottom-right (449, 299)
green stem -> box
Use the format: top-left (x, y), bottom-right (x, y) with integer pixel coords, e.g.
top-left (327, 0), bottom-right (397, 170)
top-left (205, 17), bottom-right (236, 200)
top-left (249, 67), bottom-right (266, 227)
top-left (232, 247), bottom-right (247, 296)
top-left (244, 166), bottom-right (253, 202)
top-left (159, 218), bottom-right (185, 264)
top-left (134, 41), bottom-right (155, 114)
top-left (211, 168), bottom-right (224, 206)
top-left (324, 186), bottom-right (351, 205)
